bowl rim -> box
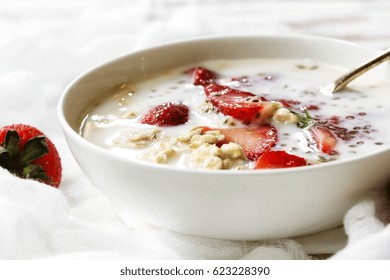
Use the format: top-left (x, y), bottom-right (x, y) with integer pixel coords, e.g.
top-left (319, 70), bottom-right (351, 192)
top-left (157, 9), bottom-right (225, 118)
top-left (58, 33), bottom-right (390, 175)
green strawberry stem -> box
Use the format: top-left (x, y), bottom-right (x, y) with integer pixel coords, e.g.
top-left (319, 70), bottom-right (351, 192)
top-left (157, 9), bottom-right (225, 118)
top-left (4, 130), bottom-right (20, 157)
top-left (20, 136), bottom-right (49, 166)
top-left (0, 146), bottom-right (11, 169)
top-left (22, 164), bottom-right (50, 181)
top-left (291, 109), bottom-right (316, 128)
top-left (0, 130), bottom-right (51, 183)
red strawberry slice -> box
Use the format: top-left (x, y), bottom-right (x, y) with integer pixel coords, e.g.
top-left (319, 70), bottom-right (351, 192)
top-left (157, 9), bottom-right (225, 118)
top-left (0, 124), bottom-right (62, 187)
top-left (191, 67), bottom-right (216, 86)
top-left (220, 125), bottom-right (278, 160)
top-left (204, 83), bottom-right (256, 98)
top-left (204, 83), bottom-right (278, 124)
top-left (255, 150), bottom-right (307, 169)
top-left (277, 99), bottom-right (301, 109)
top-left (310, 125), bottom-right (337, 154)
top-left (140, 102), bottom-right (189, 127)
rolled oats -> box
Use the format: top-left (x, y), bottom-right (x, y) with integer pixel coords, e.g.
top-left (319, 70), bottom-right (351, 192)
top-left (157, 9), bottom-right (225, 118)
top-left (273, 108), bottom-right (299, 124)
top-left (113, 129), bottom-right (161, 149)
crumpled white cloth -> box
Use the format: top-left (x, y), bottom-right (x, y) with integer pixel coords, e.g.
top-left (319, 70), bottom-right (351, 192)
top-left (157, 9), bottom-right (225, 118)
top-left (331, 190), bottom-right (390, 259)
top-left (0, 0), bottom-right (389, 260)
top-left (0, 160), bottom-right (309, 260)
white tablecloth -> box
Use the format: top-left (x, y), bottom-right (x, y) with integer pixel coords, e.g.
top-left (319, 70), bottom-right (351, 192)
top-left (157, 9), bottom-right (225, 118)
top-left (0, 0), bottom-right (389, 259)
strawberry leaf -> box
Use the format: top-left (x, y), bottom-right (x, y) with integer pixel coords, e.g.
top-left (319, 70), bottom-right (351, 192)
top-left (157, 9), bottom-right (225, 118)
top-left (4, 130), bottom-right (20, 157)
top-left (19, 136), bottom-right (49, 166)
top-left (22, 163), bottom-right (51, 182)
top-left (0, 147), bottom-right (11, 169)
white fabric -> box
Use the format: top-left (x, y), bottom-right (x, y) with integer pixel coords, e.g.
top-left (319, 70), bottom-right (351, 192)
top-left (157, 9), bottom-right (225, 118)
top-left (0, 166), bottom-right (311, 260)
top-left (331, 193), bottom-right (390, 259)
top-left (0, 0), bottom-right (389, 260)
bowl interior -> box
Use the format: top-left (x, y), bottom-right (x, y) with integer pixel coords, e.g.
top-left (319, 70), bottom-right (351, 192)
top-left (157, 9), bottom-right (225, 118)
top-left (61, 35), bottom-right (389, 135)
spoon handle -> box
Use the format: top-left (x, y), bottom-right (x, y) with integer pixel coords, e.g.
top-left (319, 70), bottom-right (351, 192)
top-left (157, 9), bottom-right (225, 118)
top-left (331, 48), bottom-right (390, 93)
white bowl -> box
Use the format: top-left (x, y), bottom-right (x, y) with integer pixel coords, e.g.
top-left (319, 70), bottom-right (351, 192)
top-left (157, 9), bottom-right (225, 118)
top-left (58, 34), bottom-right (390, 240)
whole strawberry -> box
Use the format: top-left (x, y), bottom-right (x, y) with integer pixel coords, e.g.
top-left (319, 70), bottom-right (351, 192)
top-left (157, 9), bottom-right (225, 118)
top-left (0, 124), bottom-right (62, 187)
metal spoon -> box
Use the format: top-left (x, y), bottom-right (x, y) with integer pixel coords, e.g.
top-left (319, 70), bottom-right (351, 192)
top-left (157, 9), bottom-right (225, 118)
top-left (321, 47), bottom-right (390, 95)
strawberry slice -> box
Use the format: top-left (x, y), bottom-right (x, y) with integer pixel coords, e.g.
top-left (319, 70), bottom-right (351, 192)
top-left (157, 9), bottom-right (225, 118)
top-left (0, 124), bottom-right (62, 187)
top-left (140, 102), bottom-right (189, 127)
top-left (204, 83), bottom-right (279, 124)
top-left (220, 125), bottom-right (278, 160)
top-left (204, 83), bottom-right (256, 98)
top-left (255, 150), bottom-right (307, 169)
top-left (191, 67), bottom-right (216, 86)
top-left (310, 125), bottom-right (337, 154)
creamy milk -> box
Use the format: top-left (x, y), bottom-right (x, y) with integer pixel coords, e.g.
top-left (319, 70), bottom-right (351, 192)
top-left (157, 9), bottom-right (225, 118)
top-left (80, 59), bottom-right (390, 169)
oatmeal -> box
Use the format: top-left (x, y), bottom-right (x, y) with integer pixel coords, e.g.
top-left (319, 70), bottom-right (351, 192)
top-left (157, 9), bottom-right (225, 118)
top-left (80, 59), bottom-right (390, 170)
